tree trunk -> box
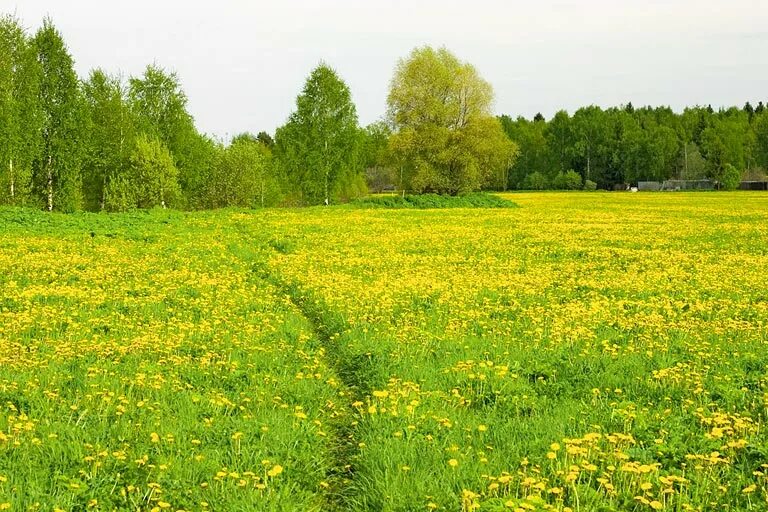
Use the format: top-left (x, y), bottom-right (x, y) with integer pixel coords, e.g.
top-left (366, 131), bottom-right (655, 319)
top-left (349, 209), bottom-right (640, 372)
top-left (324, 140), bottom-right (329, 205)
top-left (101, 176), bottom-right (106, 211)
top-left (324, 171), bottom-right (329, 205)
top-left (46, 155), bottom-right (53, 212)
top-left (9, 158), bottom-right (14, 201)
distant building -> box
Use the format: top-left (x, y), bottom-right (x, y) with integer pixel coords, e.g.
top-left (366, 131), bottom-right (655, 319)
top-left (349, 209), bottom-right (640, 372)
top-left (739, 181), bottom-right (768, 191)
top-left (661, 179), bottom-right (716, 191)
top-left (637, 181), bottom-right (662, 191)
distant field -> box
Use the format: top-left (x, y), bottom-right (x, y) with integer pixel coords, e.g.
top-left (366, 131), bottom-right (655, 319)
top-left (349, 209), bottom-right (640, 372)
top-left (1, 192), bottom-right (767, 511)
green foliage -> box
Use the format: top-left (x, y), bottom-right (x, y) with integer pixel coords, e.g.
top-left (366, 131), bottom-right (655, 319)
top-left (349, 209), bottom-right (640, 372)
top-left (0, 15), bottom-right (42, 206)
top-left (583, 179), bottom-right (597, 191)
top-left (275, 64), bottom-right (364, 205)
top-left (128, 65), bottom-right (192, 149)
top-left (82, 69), bottom-right (135, 211)
top-left (499, 115), bottom-right (552, 189)
top-left (719, 163), bottom-right (741, 191)
top-left (361, 121), bottom-right (396, 193)
top-left (387, 46), bottom-right (518, 195)
top-left (128, 64), bottom-right (210, 202)
top-left (125, 135), bottom-right (181, 209)
top-left (256, 131), bottom-right (274, 148)
top-left (32, 18), bottom-right (86, 212)
top-left (552, 169), bottom-right (583, 190)
top-left (499, 105), bottom-right (762, 190)
top-left (103, 174), bottom-right (136, 212)
top-left (204, 138), bottom-right (278, 208)
top-left (353, 192), bottom-right (517, 209)
top-left (522, 171), bottom-right (549, 190)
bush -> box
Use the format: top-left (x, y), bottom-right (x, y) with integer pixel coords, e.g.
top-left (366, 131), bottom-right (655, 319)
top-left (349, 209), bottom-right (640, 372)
top-left (584, 179), bottom-right (597, 191)
top-left (720, 164), bottom-right (741, 191)
top-left (333, 173), bottom-right (369, 203)
top-left (353, 193), bottom-right (517, 209)
top-left (104, 176), bottom-right (136, 213)
top-left (552, 170), bottom-right (583, 190)
top-left (522, 172), bottom-right (548, 190)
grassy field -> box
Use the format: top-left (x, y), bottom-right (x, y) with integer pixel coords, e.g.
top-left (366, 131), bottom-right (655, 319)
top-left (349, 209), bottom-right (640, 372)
top-left (1, 192), bottom-right (767, 511)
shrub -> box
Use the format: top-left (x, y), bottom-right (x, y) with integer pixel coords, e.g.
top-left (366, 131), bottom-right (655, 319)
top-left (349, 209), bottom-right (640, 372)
top-left (584, 179), bottom-right (597, 191)
top-left (522, 172), bottom-right (548, 190)
top-left (553, 170), bottom-right (583, 190)
top-left (104, 176), bottom-right (136, 213)
top-left (353, 193), bottom-right (517, 209)
top-left (720, 164), bottom-right (741, 191)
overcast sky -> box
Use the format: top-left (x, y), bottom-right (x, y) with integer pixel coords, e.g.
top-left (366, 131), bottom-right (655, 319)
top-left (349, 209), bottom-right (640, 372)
top-left (6, 0), bottom-right (768, 140)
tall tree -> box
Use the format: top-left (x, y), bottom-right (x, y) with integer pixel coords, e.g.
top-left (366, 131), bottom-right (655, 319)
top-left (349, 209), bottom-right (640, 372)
top-left (128, 64), bottom-right (211, 203)
top-left (82, 69), bottom-right (134, 210)
top-left (387, 46), bottom-right (517, 194)
top-left (274, 63), bottom-right (363, 205)
top-left (0, 15), bottom-right (42, 205)
top-left (32, 18), bottom-right (84, 211)
top-left (499, 115), bottom-right (551, 189)
top-left (570, 106), bottom-right (612, 186)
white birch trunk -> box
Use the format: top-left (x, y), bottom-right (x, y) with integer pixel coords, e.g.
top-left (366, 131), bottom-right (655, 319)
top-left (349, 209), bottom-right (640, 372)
top-left (9, 158), bottom-right (14, 200)
top-left (47, 155), bottom-right (53, 212)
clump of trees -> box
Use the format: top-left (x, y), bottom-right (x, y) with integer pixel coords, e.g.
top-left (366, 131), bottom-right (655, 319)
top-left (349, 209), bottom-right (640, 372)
top-left (1, 14), bottom-right (763, 213)
top-left (501, 102), bottom-right (768, 190)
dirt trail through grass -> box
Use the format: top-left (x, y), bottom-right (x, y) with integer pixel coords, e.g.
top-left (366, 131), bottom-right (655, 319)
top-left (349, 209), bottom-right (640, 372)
top-left (232, 235), bottom-right (374, 511)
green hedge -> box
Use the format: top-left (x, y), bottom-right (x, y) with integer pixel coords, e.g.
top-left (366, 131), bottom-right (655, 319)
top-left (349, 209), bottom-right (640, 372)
top-left (353, 193), bottom-right (517, 209)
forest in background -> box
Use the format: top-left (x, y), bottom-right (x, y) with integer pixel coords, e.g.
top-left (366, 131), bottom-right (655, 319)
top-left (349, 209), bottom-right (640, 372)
top-left (2, 15), bottom-right (767, 212)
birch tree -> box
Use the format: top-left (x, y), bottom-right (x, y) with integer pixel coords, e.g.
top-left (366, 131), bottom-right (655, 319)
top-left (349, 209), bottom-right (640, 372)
top-left (82, 69), bottom-right (134, 210)
top-left (33, 18), bottom-right (85, 212)
top-left (274, 64), bottom-right (362, 205)
top-left (0, 15), bottom-right (42, 205)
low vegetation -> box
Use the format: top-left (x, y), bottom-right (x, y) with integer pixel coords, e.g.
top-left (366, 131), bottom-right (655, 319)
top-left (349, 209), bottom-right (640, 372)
top-left (1, 192), bottom-right (767, 511)
top-left (352, 193), bottom-right (517, 209)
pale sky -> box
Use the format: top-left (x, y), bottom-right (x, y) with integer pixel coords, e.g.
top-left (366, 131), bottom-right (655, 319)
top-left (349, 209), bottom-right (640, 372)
top-left (5, 0), bottom-right (768, 140)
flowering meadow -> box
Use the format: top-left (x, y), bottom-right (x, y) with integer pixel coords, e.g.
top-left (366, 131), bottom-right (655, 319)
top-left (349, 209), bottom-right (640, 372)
top-left (1, 192), bottom-right (767, 511)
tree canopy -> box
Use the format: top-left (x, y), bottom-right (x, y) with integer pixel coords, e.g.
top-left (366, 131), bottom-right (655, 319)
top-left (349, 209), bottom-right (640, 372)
top-left (387, 46), bottom-right (518, 195)
top-left (274, 64), bottom-right (364, 205)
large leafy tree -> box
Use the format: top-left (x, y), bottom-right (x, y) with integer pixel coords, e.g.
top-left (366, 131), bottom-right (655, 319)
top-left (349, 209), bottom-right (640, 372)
top-left (32, 18), bottom-right (85, 212)
top-left (128, 65), bottom-right (191, 148)
top-left (274, 64), bottom-right (363, 205)
top-left (387, 46), bottom-right (517, 195)
top-left (128, 64), bottom-right (213, 204)
top-left (82, 69), bottom-right (135, 210)
top-left (569, 106), bottom-right (612, 186)
top-left (0, 15), bottom-right (42, 205)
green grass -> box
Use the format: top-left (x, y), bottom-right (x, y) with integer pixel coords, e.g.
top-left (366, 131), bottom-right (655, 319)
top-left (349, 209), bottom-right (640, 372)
top-left (1, 192), bottom-right (767, 511)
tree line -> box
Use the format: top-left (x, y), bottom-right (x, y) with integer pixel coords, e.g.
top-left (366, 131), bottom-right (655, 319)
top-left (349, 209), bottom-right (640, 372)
top-left (499, 103), bottom-right (768, 191)
top-left (1, 15), bottom-right (764, 212)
